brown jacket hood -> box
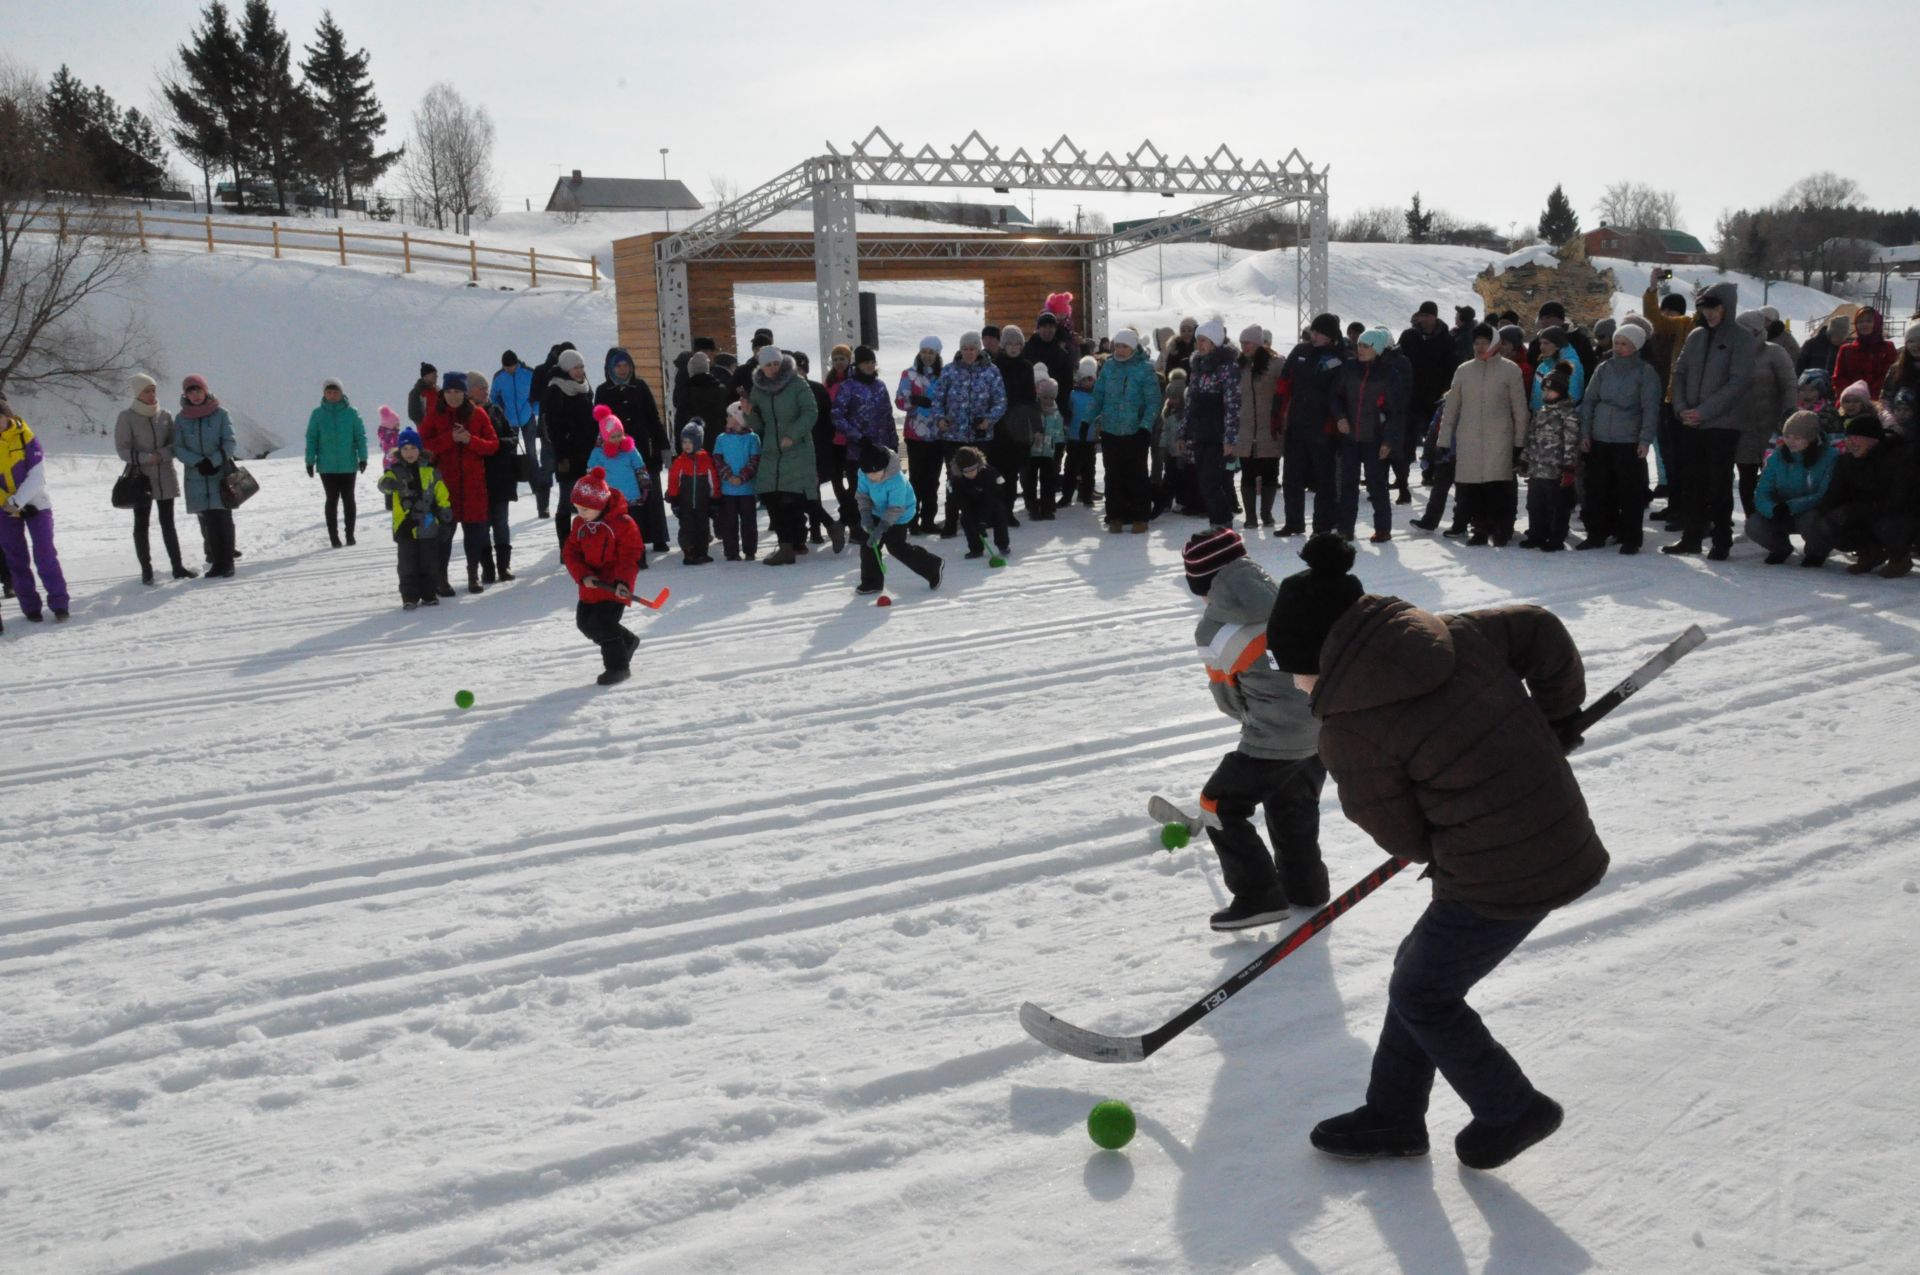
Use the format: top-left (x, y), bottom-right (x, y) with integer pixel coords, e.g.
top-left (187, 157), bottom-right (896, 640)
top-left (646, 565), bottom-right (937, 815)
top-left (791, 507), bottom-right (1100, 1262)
top-left (1312, 595), bottom-right (1456, 717)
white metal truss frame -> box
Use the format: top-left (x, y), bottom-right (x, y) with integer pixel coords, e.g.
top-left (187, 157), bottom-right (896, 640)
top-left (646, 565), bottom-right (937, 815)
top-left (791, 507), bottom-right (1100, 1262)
top-left (646, 130), bottom-right (1328, 386)
top-left (686, 235), bottom-right (1093, 263)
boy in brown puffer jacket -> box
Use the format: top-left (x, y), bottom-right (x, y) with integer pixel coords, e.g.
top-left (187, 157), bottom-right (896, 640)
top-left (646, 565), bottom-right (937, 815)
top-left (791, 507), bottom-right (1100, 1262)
top-left (1268, 534), bottom-right (1606, 1173)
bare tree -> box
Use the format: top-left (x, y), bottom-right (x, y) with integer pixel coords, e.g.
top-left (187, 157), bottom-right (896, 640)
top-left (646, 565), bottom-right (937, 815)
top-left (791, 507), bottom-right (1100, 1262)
top-left (707, 174), bottom-right (741, 208)
top-left (1594, 181), bottom-right (1683, 231)
top-left (1332, 204), bottom-right (1405, 244)
top-left (399, 83), bottom-right (496, 230)
top-left (1081, 209), bottom-right (1112, 235)
top-left (0, 57), bottom-right (147, 394)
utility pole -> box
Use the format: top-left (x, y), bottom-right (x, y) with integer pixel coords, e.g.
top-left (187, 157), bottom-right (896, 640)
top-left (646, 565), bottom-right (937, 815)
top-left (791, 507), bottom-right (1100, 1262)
top-left (1074, 203), bottom-right (1082, 235)
top-left (661, 147), bottom-right (672, 231)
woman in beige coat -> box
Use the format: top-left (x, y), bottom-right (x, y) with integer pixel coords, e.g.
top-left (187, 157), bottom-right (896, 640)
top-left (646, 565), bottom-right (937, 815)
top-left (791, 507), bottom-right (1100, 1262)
top-left (1734, 310), bottom-right (1797, 518)
top-left (1437, 323), bottom-right (1530, 545)
top-left (113, 373), bottom-right (194, 584)
top-left (1232, 324), bottom-right (1283, 528)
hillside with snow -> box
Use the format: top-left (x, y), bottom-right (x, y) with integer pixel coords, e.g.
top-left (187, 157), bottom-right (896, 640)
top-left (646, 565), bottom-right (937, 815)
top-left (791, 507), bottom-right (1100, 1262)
top-left (9, 211), bottom-right (1850, 460)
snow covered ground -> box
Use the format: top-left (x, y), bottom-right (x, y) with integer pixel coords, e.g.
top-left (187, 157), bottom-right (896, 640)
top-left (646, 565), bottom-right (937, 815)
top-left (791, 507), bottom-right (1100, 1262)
top-left (5, 451), bottom-right (1918, 1273)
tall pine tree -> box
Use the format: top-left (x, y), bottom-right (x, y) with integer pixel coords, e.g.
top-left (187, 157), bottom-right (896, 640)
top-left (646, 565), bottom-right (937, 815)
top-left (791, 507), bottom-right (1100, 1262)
top-left (238, 0), bottom-right (316, 210)
top-left (163, 2), bottom-right (249, 208)
top-left (300, 11), bottom-right (401, 212)
top-left (42, 66), bottom-right (167, 196)
top-left (1538, 183), bottom-right (1580, 245)
top-left (1405, 192), bottom-right (1433, 244)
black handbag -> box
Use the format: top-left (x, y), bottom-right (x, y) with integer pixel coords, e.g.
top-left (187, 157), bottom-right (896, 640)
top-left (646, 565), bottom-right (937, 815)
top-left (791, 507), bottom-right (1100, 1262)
top-left (111, 461), bottom-right (152, 510)
top-left (220, 459), bottom-right (260, 509)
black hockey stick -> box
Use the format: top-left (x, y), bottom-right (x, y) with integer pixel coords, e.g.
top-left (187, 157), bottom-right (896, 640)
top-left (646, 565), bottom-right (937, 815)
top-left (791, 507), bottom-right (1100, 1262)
top-left (1020, 623), bottom-right (1708, 1064)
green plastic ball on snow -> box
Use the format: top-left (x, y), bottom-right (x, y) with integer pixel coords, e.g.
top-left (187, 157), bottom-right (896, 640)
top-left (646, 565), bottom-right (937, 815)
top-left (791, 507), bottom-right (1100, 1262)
top-left (1088, 1099), bottom-right (1136, 1150)
top-left (1160, 822), bottom-right (1191, 851)
top-left (454, 690), bottom-right (475, 710)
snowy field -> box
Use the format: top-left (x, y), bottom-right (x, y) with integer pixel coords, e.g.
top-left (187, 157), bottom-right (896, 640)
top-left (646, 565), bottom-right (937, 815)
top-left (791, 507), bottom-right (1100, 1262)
top-left (5, 452), bottom-right (1919, 1274)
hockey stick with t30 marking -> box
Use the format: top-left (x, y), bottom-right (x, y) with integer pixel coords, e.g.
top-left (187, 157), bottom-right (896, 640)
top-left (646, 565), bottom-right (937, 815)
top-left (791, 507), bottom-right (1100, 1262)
top-left (1020, 623), bottom-right (1707, 1064)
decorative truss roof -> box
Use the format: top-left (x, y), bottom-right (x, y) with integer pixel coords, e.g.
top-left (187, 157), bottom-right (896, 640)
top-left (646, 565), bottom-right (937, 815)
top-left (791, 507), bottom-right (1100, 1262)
top-left (655, 129), bottom-right (1325, 266)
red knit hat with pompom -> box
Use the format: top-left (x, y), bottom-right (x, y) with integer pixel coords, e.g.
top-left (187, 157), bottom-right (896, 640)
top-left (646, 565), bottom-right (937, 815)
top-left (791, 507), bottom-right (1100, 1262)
top-left (571, 466), bottom-right (613, 512)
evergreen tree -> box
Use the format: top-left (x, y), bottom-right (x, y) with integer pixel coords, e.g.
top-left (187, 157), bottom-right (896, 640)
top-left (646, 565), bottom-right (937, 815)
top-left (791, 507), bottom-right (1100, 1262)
top-left (1404, 192), bottom-right (1433, 244)
top-left (1538, 183), bottom-right (1580, 245)
top-left (42, 67), bottom-right (166, 196)
top-left (300, 10), bottom-right (402, 212)
top-left (117, 109), bottom-right (171, 197)
top-left (238, 0), bottom-right (316, 210)
top-left (163, 2), bottom-right (249, 208)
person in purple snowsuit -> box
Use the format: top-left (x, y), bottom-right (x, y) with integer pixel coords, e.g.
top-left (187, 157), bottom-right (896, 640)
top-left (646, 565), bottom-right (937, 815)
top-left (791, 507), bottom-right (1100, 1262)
top-left (0, 386), bottom-right (72, 623)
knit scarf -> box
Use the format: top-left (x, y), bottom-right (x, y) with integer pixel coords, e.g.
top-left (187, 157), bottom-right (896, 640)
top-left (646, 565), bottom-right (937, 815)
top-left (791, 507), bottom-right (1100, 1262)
top-left (131, 398), bottom-right (159, 418)
top-left (550, 375), bottom-right (590, 398)
top-left (178, 393), bottom-right (222, 419)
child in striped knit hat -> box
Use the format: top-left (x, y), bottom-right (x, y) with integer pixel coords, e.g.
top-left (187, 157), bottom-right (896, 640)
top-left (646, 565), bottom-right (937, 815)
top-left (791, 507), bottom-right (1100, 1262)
top-left (1182, 528), bottom-right (1330, 932)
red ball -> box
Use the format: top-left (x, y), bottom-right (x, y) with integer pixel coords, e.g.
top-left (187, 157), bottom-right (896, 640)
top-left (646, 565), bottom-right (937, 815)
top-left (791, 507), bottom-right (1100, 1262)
top-left (876, 595), bottom-right (893, 607)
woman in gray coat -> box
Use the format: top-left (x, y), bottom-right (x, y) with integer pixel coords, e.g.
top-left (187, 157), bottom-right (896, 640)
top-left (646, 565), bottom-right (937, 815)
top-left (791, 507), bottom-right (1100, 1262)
top-left (113, 373), bottom-right (195, 583)
top-left (1576, 328), bottom-right (1661, 552)
top-left (1734, 310), bottom-right (1798, 518)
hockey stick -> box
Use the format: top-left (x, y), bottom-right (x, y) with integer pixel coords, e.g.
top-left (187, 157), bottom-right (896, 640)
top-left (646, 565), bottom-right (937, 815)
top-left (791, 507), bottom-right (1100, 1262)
top-left (1020, 623), bottom-right (1708, 1064)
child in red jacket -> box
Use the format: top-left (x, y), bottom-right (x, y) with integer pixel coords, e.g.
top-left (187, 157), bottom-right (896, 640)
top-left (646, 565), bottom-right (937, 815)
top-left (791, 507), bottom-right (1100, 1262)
top-left (666, 420), bottom-right (718, 565)
top-left (561, 467), bottom-right (646, 686)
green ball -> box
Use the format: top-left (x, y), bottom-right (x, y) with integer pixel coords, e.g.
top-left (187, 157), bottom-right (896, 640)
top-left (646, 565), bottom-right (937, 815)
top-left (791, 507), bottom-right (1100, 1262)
top-left (1160, 822), bottom-right (1191, 851)
top-left (454, 690), bottom-right (475, 710)
top-left (1088, 1099), bottom-right (1136, 1150)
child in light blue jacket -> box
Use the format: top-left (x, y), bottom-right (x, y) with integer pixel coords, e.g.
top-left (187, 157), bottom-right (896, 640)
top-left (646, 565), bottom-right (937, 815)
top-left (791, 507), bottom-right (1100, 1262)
top-left (711, 402), bottom-right (763, 561)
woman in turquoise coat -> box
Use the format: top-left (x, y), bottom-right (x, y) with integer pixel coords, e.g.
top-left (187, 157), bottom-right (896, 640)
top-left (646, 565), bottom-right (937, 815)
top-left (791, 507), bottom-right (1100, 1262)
top-left (172, 373), bottom-right (240, 577)
top-left (305, 376), bottom-right (369, 547)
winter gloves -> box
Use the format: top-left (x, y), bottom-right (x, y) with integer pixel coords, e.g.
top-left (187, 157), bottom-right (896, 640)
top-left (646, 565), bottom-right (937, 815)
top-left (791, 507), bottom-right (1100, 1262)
top-left (195, 458), bottom-right (219, 475)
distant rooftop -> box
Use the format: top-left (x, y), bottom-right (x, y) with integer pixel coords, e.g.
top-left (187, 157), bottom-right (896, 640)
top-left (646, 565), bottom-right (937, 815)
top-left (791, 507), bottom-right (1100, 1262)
top-left (546, 173), bottom-right (701, 213)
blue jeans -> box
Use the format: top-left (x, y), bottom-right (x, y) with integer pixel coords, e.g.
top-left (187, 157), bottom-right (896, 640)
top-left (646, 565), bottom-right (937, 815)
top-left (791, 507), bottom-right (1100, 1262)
top-left (1366, 899), bottom-right (1543, 1125)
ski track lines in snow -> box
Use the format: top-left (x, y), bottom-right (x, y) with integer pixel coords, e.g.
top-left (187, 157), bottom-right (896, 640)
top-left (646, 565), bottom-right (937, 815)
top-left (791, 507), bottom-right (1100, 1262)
top-left (8, 455), bottom-right (1920, 1274)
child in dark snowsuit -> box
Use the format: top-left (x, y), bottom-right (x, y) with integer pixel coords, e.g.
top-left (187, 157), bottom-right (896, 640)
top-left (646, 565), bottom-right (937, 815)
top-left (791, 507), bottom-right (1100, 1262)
top-left (561, 467), bottom-right (646, 686)
top-left (666, 420), bottom-right (717, 565)
top-left (375, 428), bottom-right (453, 610)
top-left (948, 445), bottom-right (1010, 558)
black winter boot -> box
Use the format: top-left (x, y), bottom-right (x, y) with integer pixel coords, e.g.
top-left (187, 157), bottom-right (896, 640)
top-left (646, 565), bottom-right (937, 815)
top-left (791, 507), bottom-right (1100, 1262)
top-left (467, 562), bottom-right (485, 594)
top-left (480, 549), bottom-right (497, 584)
top-left (1310, 1105), bottom-right (1431, 1160)
top-left (1455, 1092), bottom-right (1564, 1170)
top-left (1209, 890), bottom-right (1291, 931)
top-left (496, 545), bottom-right (514, 581)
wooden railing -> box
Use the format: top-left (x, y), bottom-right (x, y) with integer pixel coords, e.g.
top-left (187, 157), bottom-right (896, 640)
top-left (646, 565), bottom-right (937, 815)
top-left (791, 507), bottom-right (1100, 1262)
top-left (18, 207), bottom-right (599, 290)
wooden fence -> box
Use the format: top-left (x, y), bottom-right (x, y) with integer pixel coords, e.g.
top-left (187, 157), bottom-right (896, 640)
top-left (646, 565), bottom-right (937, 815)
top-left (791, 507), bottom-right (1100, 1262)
top-left (17, 207), bottom-right (599, 290)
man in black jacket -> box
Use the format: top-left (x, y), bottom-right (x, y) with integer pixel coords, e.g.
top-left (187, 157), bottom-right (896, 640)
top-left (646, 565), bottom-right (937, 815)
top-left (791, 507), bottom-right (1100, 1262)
top-left (733, 328), bottom-right (775, 399)
top-left (1397, 302), bottom-right (1461, 496)
top-left (1024, 311), bottom-right (1079, 491)
top-left (1280, 314), bottom-right (1352, 535)
top-left (596, 347), bottom-right (671, 551)
top-left (1804, 418), bottom-right (1913, 577)
top-left (407, 363), bottom-right (437, 426)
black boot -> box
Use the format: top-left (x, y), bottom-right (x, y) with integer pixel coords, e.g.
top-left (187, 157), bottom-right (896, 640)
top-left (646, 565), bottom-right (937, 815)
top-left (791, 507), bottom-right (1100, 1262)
top-left (1310, 1105), bottom-right (1431, 1160)
top-left (480, 549), bottom-right (496, 584)
top-left (1455, 1092), bottom-right (1564, 1170)
top-left (140, 560), bottom-right (156, 586)
top-left (496, 545), bottom-right (515, 581)
top-left (467, 562), bottom-right (485, 594)
top-left (1260, 487), bottom-right (1277, 527)
top-left (1209, 889), bottom-right (1290, 931)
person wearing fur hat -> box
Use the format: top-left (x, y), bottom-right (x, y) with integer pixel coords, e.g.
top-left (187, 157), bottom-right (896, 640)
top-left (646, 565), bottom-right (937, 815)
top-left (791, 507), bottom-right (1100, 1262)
top-left (421, 371), bottom-right (501, 594)
top-left (711, 402), bottom-right (763, 561)
top-left (1229, 326), bottom-right (1284, 526)
top-left (1436, 325), bottom-right (1530, 546)
top-left (596, 348), bottom-right (670, 553)
top-left (855, 442), bottom-right (943, 594)
top-left (1160, 317), bottom-right (1199, 378)
top-left (747, 345), bottom-right (821, 564)
top-left (1576, 324), bottom-right (1660, 552)
top-left (172, 374), bottom-right (239, 578)
top-left (1664, 282), bottom-right (1757, 559)
top-left (896, 338), bottom-right (945, 533)
top-left (1803, 416), bottom-right (1913, 576)
top-left (1745, 412), bottom-right (1836, 565)
top-left (406, 362), bottom-right (437, 427)
top-left (1519, 365), bottom-right (1582, 551)
top-left (1270, 534), bottom-right (1604, 1170)
top-left (114, 373), bottom-right (193, 584)
top-left (1734, 311), bottom-right (1799, 518)
top-left (665, 421), bottom-right (718, 565)
top-left (561, 466), bottom-right (647, 685)
top-left (304, 377), bottom-right (368, 549)
top-left (1832, 306), bottom-right (1898, 400)
top-left (587, 405), bottom-right (651, 572)
top-left (1063, 355), bottom-right (1101, 508)
top-left (1086, 329), bottom-right (1160, 532)
top-left (1279, 313), bottom-right (1353, 536)
top-left (0, 388), bottom-right (70, 622)
top-left (545, 348), bottom-right (599, 543)
top-left (1181, 319), bottom-right (1244, 531)
top-left (1182, 528), bottom-right (1327, 930)
top-left (376, 428), bottom-right (452, 609)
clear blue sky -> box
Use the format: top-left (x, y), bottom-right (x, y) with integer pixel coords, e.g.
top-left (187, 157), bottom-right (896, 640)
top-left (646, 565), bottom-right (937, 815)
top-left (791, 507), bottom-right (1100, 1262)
top-left (10, 0), bottom-right (1916, 235)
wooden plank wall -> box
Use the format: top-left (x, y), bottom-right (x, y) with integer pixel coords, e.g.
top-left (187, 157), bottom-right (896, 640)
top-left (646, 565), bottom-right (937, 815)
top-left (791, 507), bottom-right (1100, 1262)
top-left (612, 233), bottom-right (663, 386)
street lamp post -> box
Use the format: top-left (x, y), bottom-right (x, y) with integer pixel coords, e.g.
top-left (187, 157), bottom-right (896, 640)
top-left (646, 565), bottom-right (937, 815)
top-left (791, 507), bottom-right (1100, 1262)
top-left (661, 147), bottom-right (671, 231)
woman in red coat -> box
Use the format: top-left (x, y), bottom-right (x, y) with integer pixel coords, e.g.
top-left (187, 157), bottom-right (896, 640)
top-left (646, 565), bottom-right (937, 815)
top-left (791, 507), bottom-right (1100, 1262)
top-left (420, 371), bottom-right (500, 594)
top-left (1831, 306), bottom-right (1898, 400)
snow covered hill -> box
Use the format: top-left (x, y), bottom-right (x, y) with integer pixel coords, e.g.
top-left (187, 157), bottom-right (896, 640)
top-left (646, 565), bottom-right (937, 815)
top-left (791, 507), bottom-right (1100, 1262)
top-left (10, 216), bottom-right (1848, 464)
top-left (4, 454), bottom-right (1917, 1273)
